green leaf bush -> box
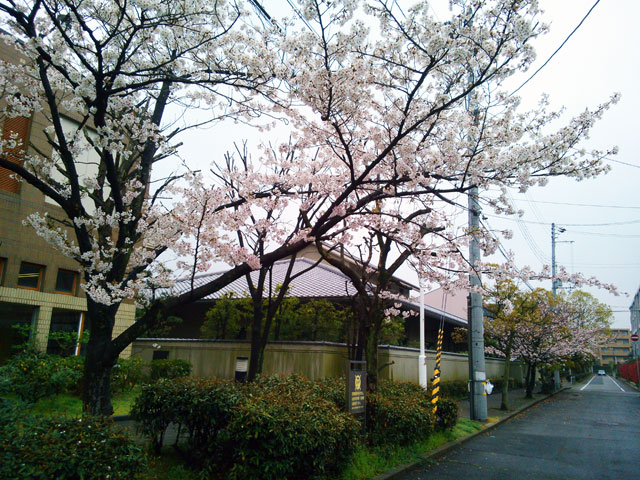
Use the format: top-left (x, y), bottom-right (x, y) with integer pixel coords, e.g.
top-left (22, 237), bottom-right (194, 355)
top-left (0, 400), bottom-right (146, 479)
top-left (111, 356), bottom-right (146, 393)
top-left (437, 379), bottom-right (469, 400)
top-left (149, 358), bottom-right (192, 381)
top-left (433, 398), bottom-right (459, 431)
top-left (226, 376), bottom-right (359, 479)
top-left (491, 377), bottom-right (523, 392)
top-left (0, 349), bottom-right (82, 402)
top-left (132, 375), bottom-right (360, 479)
top-left (368, 381), bottom-right (435, 446)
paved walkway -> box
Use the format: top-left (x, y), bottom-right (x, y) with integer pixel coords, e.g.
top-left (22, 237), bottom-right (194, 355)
top-left (458, 386), bottom-right (544, 423)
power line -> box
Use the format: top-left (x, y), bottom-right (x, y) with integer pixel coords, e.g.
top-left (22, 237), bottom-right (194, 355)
top-left (507, 199), bottom-right (640, 210)
top-left (510, 0), bottom-right (601, 97)
top-left (482, 212), bottom-right (640, 228)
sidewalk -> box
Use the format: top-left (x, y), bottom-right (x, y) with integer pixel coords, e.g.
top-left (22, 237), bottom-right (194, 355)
top-left (458, 387), bottom-right (544, 423)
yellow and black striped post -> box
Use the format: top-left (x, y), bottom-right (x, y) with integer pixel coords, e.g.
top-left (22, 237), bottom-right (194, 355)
top-left (431, 326), bottom-right (444, 414)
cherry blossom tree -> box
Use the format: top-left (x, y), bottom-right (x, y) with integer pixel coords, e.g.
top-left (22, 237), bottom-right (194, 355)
top-left (483, 280), bottom-right (532, 410)
top-left (0, 0), bottom-right (619, 414)
top-left (0, 0), bottom-right (280, 414)
top-left (509, 289), bottom-right (610, 398)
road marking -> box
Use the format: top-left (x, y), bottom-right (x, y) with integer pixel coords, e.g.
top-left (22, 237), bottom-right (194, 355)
top-left (580, 375), bottom-right (597, 391)
top-left (608, 376), bottom-right (626, 392)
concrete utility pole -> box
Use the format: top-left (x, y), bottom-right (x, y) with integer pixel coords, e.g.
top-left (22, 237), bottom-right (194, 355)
top-left (551, 223), bottom-right (565, 297)
top-left (468, 185), bottom-right (487, 421)
top-left (418, 279), bottom-right (427, 389)
top-left (551, 223), bottom-right (565, 390)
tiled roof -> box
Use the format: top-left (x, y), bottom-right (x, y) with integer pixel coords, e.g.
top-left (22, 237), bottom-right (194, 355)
top-left (169, 257), bottom-right (359, 300)
top-left (167, 257), bottom-right (467, 326)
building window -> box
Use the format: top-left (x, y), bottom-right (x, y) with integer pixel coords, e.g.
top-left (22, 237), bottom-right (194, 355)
top-left (17, 262), bottom-right (44, 290)
top-left (0, 257), bottom-right (6, 285)
top-left (0, 116), bottom-right (30, 193)
top-left (55, 269), bottom-right (78, 295)
top-left (152, 350), bottom-right (169, 360)
top-left (47, 309), bottom-right (83, 356)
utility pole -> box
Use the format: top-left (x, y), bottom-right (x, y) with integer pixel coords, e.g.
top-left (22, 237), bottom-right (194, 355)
top-left (468, 186), bottom-right (487, 421)
top-left (551, 223), bottom-right (565, 390)
top-left (551, 223), bottom-right (566, 297)
top-left (418, 279), bottom-right (427, 389)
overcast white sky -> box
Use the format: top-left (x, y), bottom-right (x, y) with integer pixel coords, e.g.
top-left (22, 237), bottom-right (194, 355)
top-left (170, 0), bottom-right (639, 329)
top-left (473, 0), bottom-right (640, 329)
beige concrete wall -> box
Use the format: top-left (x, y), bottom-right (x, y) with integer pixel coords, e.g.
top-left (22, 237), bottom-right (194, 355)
top-left (132, 340), bottom-right (350, 380)
top-left (132, 339), bottom-right (523, 384)
top-left (378, 345), bottom-right (522, 383)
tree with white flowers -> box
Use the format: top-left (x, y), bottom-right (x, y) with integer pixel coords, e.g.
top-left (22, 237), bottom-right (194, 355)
top-left (0, 0), bottom-right (618, 414)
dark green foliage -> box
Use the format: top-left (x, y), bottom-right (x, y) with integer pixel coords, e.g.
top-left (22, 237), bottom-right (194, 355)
top-left (0, 399), bottom-right (146, 479)
top-left (491, 377), bottom-right (523, 392)
top-left (149, 358), bottom-right (192, 381)
top-left (367, 380), bottom-right (435, 446)
top-left (132, 375), bottom-right (360, 479)
top-left (226, 376), bottom-right (359, 479)
top-left (111, 356), bottom-right (146, 393)
top-left (437, 379), bottom-right (469, 400)
top-left (0, 349), bottom-right (82, 402)
top-left (434, 398), bottom-right (459, 431)
top-left (131, 377), bottom-right (241, 455)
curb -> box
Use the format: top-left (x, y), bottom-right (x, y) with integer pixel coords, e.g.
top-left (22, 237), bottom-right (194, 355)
top-left (372, 387), bottom-right (570, 480)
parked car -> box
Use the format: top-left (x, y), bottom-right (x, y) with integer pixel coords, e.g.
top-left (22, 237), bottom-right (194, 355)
top-left (597, 370), bottom-right (606, 376)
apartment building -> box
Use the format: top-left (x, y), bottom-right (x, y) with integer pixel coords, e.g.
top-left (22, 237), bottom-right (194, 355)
top-left (597, 328), bottom-right (632, 369)
top-left (0, 41), bottom-right (135, 362)
top-left (631, 286), bottom-right (640, 357)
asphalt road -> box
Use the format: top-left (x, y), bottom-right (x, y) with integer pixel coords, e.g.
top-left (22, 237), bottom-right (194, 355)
top-left (398, 376), bottom-right (640, 480)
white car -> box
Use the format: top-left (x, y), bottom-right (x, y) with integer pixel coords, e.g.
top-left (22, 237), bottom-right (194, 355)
top-left (597, 370), bottom-right (606, 376)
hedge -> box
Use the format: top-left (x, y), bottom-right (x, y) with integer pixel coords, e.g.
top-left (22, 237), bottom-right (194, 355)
top-left (0, 400), bottom-right (146, 479)
top-left (131, 376), bottom-right (359, 479)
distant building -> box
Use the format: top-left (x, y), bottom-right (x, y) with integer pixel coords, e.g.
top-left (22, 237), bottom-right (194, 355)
top-left (0, 41), bottom-right (135, 361)
top-left (597, 328), bottom-right (632, 369)
top-left (631, 286), bottom-right (640, 357)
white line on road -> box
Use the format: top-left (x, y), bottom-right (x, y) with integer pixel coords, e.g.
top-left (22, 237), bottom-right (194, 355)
top-left (580, 375), bottom-right (597, 391)
top-left (608, 375), bottom-right (626, 392)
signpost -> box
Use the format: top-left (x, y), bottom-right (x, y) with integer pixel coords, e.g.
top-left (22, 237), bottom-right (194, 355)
top-left (347, 360), bottom-right (366, 434)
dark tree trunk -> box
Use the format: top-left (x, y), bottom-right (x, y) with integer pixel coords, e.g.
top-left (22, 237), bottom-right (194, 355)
top-left (501, 352), bottom-right (512, 410)
top-left (365, 323), bottom-right (380, 393)
top-left (247, 298), bottom-right (264, 381)
top-left (81, 301), bottom-right (119, 415)
top-left (525, 363), bottom-right (537, 399)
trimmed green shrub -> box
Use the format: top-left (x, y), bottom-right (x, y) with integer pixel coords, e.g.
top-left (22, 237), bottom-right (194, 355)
top-left (0, 400), bottom-right (146, 479)
top-left (491, 377), bottom-right (523, 392)
top-left (149, 358), bottom-right (192, 381)
top-left (0, 349), bottom-right (82, 402)
top-left (434, 398), bottom-right (459, 430)
top-left (111, 356), bottom-right (146, 393)
top-left (132, 375), bottom-right (360, 479)
top-left (224, 377), bottom-right (359, 479)
top-left (367, 380), bottom-right (435, 446)
top-left (437, 379), bottom-right (468, 400)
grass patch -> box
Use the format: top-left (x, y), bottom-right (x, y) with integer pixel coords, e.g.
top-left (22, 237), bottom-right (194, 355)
top-left (334, 418), bottom-right (483, 480)
top-left (142, 452), bottom-right (199, 480)
top-left (23, 387), bottom-right (141, 418)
